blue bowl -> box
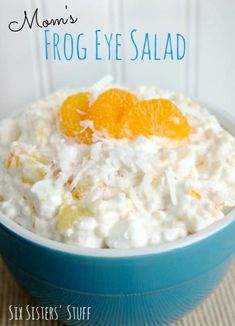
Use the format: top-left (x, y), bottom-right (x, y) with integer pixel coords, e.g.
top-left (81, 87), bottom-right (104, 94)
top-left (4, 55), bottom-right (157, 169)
top-left (0, 109), bottom-right (235, 326)
top-left (0, 211), bottom-right (235, 326)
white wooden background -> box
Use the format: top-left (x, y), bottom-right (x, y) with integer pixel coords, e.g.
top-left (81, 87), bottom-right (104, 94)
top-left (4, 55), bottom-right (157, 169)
top-left (0, 0), bottom-right (234, 119)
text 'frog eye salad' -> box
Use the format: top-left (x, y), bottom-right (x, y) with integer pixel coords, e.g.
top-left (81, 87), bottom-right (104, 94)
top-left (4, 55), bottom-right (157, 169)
top-left (1, 78), bottom-right (235, 249)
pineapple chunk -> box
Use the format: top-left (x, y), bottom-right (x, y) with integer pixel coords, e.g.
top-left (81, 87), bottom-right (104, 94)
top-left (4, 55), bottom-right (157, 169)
top-left (21, 157), bottom-right (47, 185)
top-left (56, 205), bottom-right (91, 234)
top-left (7, 147), bottom-right (48, 185)
top-left (30, 152), bottom-right (50, 165)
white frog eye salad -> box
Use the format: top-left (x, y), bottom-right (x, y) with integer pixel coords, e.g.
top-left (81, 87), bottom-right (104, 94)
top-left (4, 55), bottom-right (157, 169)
top-left (0, 78), bottom-right (235, 249)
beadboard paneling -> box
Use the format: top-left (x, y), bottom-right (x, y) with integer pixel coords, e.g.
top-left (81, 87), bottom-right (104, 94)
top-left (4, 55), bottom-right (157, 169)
top-left (120, 0), bottom-right (188, 93)
top-left (0, 0), bottom-right (42, 118)
top-left (42, 0), bottom-right (111, 92)
top-left (0, 0), bottom-right (234, 118)
top-left (196, 0), bottom-right (235, 116)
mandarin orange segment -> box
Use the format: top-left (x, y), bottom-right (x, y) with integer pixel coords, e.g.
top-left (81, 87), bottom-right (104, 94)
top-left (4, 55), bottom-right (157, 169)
top-left (77, 128), bottom-right (93, 145)
top-left (58, 89), bottom-right (190, 144)
top-left (88, 88), bottom-right (138, 138)
top-left (58, 92), bottom-right (92, 144)
top-left (120, 99), bottom-right (190, 140)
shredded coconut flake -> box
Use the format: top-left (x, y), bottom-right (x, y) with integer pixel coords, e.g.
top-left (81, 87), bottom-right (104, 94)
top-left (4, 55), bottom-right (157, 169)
top-left (1, 79), bottom-right (235, 249)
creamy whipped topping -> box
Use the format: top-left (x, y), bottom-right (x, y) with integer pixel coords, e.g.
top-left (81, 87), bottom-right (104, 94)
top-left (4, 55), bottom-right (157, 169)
top-left (0, 79), bottom-right (235, 249)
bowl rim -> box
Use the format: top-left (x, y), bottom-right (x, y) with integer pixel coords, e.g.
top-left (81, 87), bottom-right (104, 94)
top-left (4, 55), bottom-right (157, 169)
top-left (0, 210), bottom-right (235, 257)
top-left (0, 102), bottom-right (235, 258)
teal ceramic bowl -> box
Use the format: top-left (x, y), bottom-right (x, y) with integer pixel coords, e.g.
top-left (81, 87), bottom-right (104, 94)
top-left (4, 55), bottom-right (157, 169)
top-left (0, 109), bottom-right (235, 326)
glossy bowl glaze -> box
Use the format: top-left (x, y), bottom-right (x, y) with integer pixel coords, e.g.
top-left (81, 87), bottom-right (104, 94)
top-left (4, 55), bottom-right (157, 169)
top-left (0, 108), bottom-right (235, 326)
